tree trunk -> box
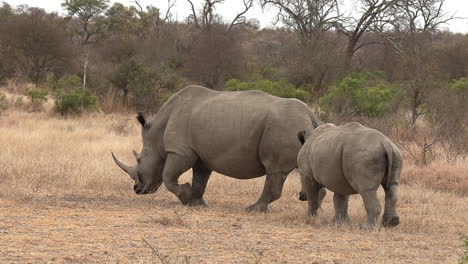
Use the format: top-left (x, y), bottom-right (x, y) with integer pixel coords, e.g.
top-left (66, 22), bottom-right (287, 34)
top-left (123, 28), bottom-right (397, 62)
top-left (82, 49), bottom-right (89, 111)
top-left (345, 40), bottom-right (357, 69)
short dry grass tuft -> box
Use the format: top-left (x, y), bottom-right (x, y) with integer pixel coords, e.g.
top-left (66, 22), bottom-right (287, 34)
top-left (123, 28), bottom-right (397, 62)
top-left (402, 161), bottom-right (468, 196)
top-left (0, 109), bottom-right (467, 263)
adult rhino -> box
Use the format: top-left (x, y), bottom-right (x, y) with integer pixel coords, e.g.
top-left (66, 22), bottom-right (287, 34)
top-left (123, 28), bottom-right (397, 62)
top-left (112, 85), bottom-right (320, 212)
top-left (297, 122), bottom-right (402, 227)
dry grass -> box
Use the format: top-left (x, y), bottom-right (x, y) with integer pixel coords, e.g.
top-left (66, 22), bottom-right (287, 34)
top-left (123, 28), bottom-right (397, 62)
top-left (0, 109), bottom-right (467, 263)
top-left (402, 160), bottom-right (468, 196)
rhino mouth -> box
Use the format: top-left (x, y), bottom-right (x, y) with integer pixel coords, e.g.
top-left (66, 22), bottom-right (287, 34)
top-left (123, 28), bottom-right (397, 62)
top-left (138, 181), bottom-right (163, 195)
top-left (298, 191), bottom-right (307, 201)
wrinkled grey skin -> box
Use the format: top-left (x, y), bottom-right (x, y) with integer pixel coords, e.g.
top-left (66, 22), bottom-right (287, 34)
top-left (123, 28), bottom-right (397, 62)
top-left (297, 122), bottom-right (402, 227)
top-left (112, 85), bottom-right (320, 212)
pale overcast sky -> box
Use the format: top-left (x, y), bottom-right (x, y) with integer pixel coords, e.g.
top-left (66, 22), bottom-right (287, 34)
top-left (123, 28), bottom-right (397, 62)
top-left (3, 0), bottom-right (468, 32)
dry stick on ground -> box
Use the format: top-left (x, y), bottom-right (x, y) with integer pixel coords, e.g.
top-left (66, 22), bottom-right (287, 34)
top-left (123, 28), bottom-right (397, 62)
top-left (142, 238), bottom-right (192, 264)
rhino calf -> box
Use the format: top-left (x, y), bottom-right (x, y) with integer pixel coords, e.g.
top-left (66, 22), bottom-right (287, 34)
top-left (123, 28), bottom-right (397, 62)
top-left (297, 122), bottom-right (403, 227)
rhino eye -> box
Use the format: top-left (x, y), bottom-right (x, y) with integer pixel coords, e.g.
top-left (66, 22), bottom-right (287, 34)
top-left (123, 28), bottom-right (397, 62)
top-left (137, 157), bottom-right (142, 163)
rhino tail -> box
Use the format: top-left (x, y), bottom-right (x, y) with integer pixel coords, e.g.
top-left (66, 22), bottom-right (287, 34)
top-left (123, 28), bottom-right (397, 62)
top-left (383, 142), bottom-right (403, 189)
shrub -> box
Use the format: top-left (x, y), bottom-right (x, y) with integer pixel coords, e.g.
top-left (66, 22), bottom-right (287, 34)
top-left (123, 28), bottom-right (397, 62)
top-left (451, 77), bottom-right (468, 93)
top-left (49, 75), bottom-right (98, 115)
top-left (160, 92), bottom-right (175, 104)
top-left (14, 96), bottom-right (24, 108)
top-left (460, 235), bottom-right (468, 264)
top-left (319, 71), bottom-right (401, 118)
top-left (0, 91), bottom-right (7, 113)
top-left (26, 88), bottom-right (48, 111)
top-left (225, 78), bottom-right (311, 102)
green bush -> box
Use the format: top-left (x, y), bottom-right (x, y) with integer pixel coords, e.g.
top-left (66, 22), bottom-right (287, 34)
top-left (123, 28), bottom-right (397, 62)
top-left (225, 78), bottom-right (311, 102)
top-left (451, 77), bottom-right (468, 93)
top-left (26, 88), bottom-right (48, 111)
top-left (319, 71), bottom-right (401, 118)
top-left (160, 92), bottom-right (175, 104)
top-left (461, 235), bottom-right (468, 264)
top-left (49, 75), bottom-right (98, 115)
top-left (0, 91), bottom-right (7, 113)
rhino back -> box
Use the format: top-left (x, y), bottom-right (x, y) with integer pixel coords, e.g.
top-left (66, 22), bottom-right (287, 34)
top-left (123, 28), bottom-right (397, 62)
top-left (308, 129), bottom-right (357, 195)
top-left (306, 123), bottom-right (391, 195)
top-left (181, 90), bottom-right (315, 178)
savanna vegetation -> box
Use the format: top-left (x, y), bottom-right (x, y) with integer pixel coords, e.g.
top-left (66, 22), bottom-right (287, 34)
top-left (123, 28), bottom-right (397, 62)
top-left (0, 0), bottom-right (467, 263)
top-left (0, 0), bottom-right (466, 164)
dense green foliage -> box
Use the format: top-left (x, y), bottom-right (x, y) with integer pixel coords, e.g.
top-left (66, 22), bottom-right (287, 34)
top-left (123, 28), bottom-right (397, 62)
top-left (460, 236), bottom-right (468, 264)
top-left (26, 88), bottom-right (48, 111)
top-left (451, 77), bottom-right (468, 93)
top-left (225, 78), bottom-right (310, 102)
top-left (49, 75), bottom-right (97, 115)
top-left (319, 72), bottom-right (401, 118)
top-left (0, 91), bottom-right (6, 113)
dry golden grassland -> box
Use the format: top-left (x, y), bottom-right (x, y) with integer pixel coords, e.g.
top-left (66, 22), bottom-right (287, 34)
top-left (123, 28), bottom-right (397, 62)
top-left (0, 109), bottom-right (467, 263)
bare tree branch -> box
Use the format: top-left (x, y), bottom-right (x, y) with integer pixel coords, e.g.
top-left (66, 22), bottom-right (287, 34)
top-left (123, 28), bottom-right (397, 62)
top-left (133, 0), bottom-right (143, 13)
top-left (164, 0), bottom-right (177, 22)
top-left (228, 0), bottom-right (253, 31)
top-left (261, 0), bottom-right (342, 47)
top-left (186, 0), bottom-right (199, 27)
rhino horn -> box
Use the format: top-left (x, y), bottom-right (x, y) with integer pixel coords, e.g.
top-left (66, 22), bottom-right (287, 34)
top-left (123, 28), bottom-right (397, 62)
top-left (133, 150), bottom-right (139, 160)
top-left (111, 152), bottom-right (134, 179)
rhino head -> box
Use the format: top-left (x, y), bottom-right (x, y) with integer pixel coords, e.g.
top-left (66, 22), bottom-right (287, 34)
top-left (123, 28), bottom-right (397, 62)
top-left (297, 123), bottom-right (336, 145)
top-left (112, 113), bottom-right (165, 195)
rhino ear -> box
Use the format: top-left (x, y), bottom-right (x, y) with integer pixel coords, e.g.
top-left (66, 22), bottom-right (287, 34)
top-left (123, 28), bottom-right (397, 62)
top-left (136, 112), bottom-right (146, 127)
top-left (297, 130), bottom-right (306, 145)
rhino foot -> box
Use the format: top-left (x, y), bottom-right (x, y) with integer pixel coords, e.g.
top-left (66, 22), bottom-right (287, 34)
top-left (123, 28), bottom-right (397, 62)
top-left (333, 216), bottom-right (350, 225)
top-left (382, 215), bottom-right (400, 228)
top-left (177, 183), bottom-right (193, 205)
top-left (189, 198), bottom-right (207, 207)
top-left (245, 203), bottom-right (268, 213)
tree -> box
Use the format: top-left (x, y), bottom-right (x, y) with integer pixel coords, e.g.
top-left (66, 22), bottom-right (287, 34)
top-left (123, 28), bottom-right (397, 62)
top-left (261, 0), bottom-right (341, 47)
top-left (260, 0), bottom-right (344, 92)
top-left (335, 0), bottom-right (396, 67)
top-left (0, 7), bottom-right (72, 84)
top-left (106, 2), bottom-right (161, 37)
top-left (186, 0), bottom-right (253, 31)
top-left (62, 0), bottom-right (109, 45)
top-left (184, 27), bottom-right (245, 89)
top-left (0, 2), bottom-right (14, 82)
top-left (386, 0), bottom-right (455, 127)
top-left (183, 0), bottom-right (252, 90)
top-left (62, 0), bottom-right (109, 109)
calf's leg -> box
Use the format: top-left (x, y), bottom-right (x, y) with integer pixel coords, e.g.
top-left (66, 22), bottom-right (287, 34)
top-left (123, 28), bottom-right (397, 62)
top-left (382, 184), bottom-right (400, 227)
top-left (300, 172), bottom-right (322, 217)
top-left (333, 193), bottom-right (350, 223)
top-left (360, 190), bottom-right (381, 227)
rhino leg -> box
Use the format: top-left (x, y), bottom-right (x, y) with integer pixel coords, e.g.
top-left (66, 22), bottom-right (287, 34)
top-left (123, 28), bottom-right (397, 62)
top-left (245, 172), bottom-right (288, 213)
top-left (162, 153), bottom-right (197, 205)
top-left (190, 161), bottom-right (212, 207)
top-left (300, 172), bottom-right (322, 217)
top-left (299, 188), bottom-right (327, 208)
top-left (333, 193), bottom-right (350, 223)
top-left (360, 189), bottom-right (382, 227)
top-left (382, 184), bottom-right (400, 227)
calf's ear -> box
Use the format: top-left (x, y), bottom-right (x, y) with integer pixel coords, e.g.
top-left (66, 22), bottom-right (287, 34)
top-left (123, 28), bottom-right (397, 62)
top-left (297, 130), bottom-right (306, 145)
